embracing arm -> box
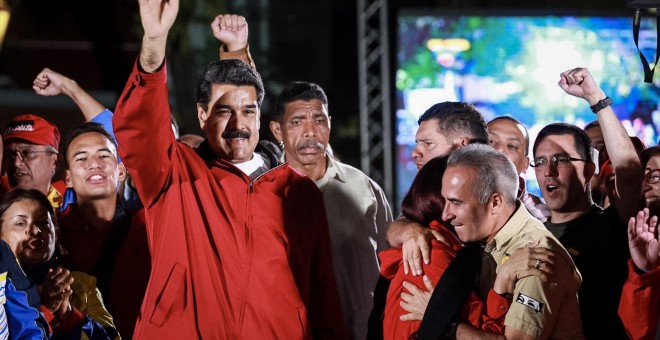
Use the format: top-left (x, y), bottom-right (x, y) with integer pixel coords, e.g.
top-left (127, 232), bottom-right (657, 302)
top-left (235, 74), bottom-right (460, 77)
top-left (386, 216), bottom-right (443, 275)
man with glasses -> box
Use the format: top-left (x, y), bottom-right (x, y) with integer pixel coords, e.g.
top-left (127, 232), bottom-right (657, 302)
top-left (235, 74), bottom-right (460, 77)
top-left (1, 114), bottom-right (63, 208)
top-left (533, 67), bottom-right (641, 339)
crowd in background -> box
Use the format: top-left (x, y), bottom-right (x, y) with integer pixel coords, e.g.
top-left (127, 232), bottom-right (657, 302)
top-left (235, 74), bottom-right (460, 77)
top-left (0, 0), bottom-right (657, 339)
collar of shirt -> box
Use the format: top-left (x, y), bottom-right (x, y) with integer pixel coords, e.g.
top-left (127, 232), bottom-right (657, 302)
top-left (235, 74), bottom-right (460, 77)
top-left (485, 201), bottom-right (528, 253)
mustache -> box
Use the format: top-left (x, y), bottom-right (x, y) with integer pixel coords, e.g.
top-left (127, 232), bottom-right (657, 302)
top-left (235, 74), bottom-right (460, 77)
top-left (221, 130), bottom-right (251, 139)
top-left (296, 139), bottom-right (324, 151)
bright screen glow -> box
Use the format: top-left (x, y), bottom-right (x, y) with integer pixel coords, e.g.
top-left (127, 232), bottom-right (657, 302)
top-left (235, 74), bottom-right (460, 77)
top-left (395, 11), bottom-right (660, 208)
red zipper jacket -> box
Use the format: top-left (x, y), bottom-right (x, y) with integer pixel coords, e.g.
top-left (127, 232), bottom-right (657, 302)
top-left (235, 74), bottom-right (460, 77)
top-left (113, 61), bottom-right (346, 339)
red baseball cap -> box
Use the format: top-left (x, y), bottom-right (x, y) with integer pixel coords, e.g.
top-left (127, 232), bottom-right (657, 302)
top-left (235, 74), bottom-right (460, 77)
top-left (4, 114), bottom-right (60, 149)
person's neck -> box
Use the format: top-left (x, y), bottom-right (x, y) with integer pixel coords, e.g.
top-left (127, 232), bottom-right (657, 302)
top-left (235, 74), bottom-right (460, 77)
top-left (549, 199), bottom-right (593, 224)
top-left (289, 157), bottom-right (327, 181)
top-left (78, 195), bottom-right (117, 228)
top-left (486, 204), bottom-right (517, 243)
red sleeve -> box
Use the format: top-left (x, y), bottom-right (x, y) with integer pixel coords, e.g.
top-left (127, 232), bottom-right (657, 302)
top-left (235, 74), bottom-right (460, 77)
top-left (112, 60), bottom-right (176, 207)
top-left (619, 260), bottom-right (660, 340)
top-left (461, 289), bottom-right (511, 335)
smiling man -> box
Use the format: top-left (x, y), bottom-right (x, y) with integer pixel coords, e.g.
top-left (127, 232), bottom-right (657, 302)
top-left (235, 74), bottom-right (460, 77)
top-left (112, 0), bottom-right (344, 338)
top-left (533, 67), bottom-right (641, 339)
top-left (441, 144), bottom-right (582, 339)
top-left (2, 114), bottom-right (63, 208)
top-left (270, 82), bottom-right (393, 339)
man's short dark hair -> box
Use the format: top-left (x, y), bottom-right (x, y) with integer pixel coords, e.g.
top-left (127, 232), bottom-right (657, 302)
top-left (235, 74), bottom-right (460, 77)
top-left (64, 122), bottom-right (116, 168)
top-left (274, 82), bottom-right (328, 122)
top-left (488, 115), bottom-right (530, 155)
top-left (533, 122), bottom-right (593, 163)
top-left (418, 102), bottom-right (488, 144)
top-left (196, 59), bottom-right (265, 109)
top-left (641, 145), bottom-right (660, 168)
top-left (584, 120), bottom-right (600, 131)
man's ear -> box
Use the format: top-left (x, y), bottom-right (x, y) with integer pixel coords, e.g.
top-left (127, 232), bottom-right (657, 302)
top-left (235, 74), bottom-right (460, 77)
top-left (490, 193), bottom-right (504, 214)
top-left (270, 121), bottom-right (282, 142)
top-left (456, 137), bottom-right (471, 147)
top-left (197, 103), bottom-right (209, 130)
top-left (522, 156), bottom-right (530, 175)
top-left (584, 161), bottom-right (596, 183)
top-left (64, 170), bottom-right (72, 187)
top-left (51, 154), bottom-right (61, 177)
top-left (117, 162), bottom-right (128, 182)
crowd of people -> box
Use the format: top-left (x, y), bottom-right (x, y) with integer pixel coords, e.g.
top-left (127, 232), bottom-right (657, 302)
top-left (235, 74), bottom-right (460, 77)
top-left (0, 0), bottom-right (657, 339)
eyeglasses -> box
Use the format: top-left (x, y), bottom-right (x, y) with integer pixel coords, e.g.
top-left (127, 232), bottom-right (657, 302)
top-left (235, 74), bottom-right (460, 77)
top-left (645, 169), bottom-right (660, 184)
top-left (4, 148), bottom-right (57, 162)
top-left (530, 155), bottom-right (587, 169)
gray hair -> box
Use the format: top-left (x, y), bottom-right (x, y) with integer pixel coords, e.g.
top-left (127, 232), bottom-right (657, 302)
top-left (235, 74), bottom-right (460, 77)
top-left (447, 144), bottom-right (519, 204)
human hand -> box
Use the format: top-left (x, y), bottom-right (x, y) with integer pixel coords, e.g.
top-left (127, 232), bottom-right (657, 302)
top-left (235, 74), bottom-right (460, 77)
top-left (401, 223), bottom-right (445, 276)
top-left (211, 14), bottom-right (248, 52)
top-left (628, 208), bottom-right (660, 272)
top-left (55, 289), bottom-right (74, 321)
top-left (400, 275), bottom-right (434, 321)
top-left (493, 241), bottom-right (555, 295)
top-left (558, 67), bottom-right (607, 105)
top-left (41, 267), bottom-right (75, 313)
top-left (139, 0), bottom-right (179, 40)
top-left (32, 68), bottom-right (71, 97)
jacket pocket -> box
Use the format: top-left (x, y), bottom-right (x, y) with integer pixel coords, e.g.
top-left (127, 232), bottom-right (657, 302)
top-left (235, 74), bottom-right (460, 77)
top-left (149, 262), bottom-right (187, 327)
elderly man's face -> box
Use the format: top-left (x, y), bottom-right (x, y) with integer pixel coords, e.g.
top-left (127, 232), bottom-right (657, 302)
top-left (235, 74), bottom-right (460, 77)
top-left (4, 142), bottom-right (58, 195)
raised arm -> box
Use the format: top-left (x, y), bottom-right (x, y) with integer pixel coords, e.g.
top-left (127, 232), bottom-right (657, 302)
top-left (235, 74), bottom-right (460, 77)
top-left (113, 0), bottom-right (179, 206)
top-left (559, 68), bottom-right (642, 221)
top-left (33, 68), bottom-right (105, 121)
top-left (138, 0), bottom-right (178, 72)
top-left (212, 13), bottom-right (255, 68)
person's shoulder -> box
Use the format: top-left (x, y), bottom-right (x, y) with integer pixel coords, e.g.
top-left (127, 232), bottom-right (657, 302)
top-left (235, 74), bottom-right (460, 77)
top-left (332, 158), bottom-right (384, 188)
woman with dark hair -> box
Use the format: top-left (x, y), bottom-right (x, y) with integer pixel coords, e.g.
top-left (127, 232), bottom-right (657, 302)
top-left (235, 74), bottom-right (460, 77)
top-left (0, 188), bottom-right (51, 339)
top-left (378, 156), bottom-right (553, 339)
top-left (0, 188), bottom-right (119, 339)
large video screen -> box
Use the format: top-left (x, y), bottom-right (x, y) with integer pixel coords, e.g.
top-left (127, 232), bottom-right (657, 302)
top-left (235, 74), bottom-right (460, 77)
top-left (395, 11), bottom-right (660, 208)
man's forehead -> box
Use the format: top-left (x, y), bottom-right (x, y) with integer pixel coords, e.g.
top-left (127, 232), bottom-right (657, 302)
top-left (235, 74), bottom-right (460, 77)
top-left (488, 120), bottom-right (527, 140)
top-left (535, 134), bottom-right (578, 155)
top-left (5, 141), bottom-right (43, 149)
top-left (284, 99), bottom-right (328, 116)
top-left (68, 132), bottom-right (116, 152)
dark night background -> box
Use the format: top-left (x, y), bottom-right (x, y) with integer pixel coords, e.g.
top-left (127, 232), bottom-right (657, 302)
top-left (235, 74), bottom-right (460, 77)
top-left (0, 0), bottom-right (631, 187)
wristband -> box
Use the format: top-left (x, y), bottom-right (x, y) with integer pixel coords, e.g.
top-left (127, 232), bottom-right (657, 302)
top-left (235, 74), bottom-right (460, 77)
top-left (590, 97), bottom-right (613, 114)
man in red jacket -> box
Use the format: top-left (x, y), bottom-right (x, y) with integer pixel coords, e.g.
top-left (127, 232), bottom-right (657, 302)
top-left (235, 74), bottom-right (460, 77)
top-left (112, 0), bottom-right (345, 338)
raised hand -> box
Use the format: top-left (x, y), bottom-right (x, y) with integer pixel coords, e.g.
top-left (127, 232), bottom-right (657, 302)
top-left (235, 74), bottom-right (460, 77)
top-left (628, 208), bottom-right (660, 272)
top-left (558, 67), bottom-right (607, 105)
top-left (139, 0), bottom-right (179, 40)
top-left (138, 0), bottom-right (179, 72)
top-left (32, 68), bottom-right (70, 97)
top-left (211, 14), bottom-right (248, 52)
